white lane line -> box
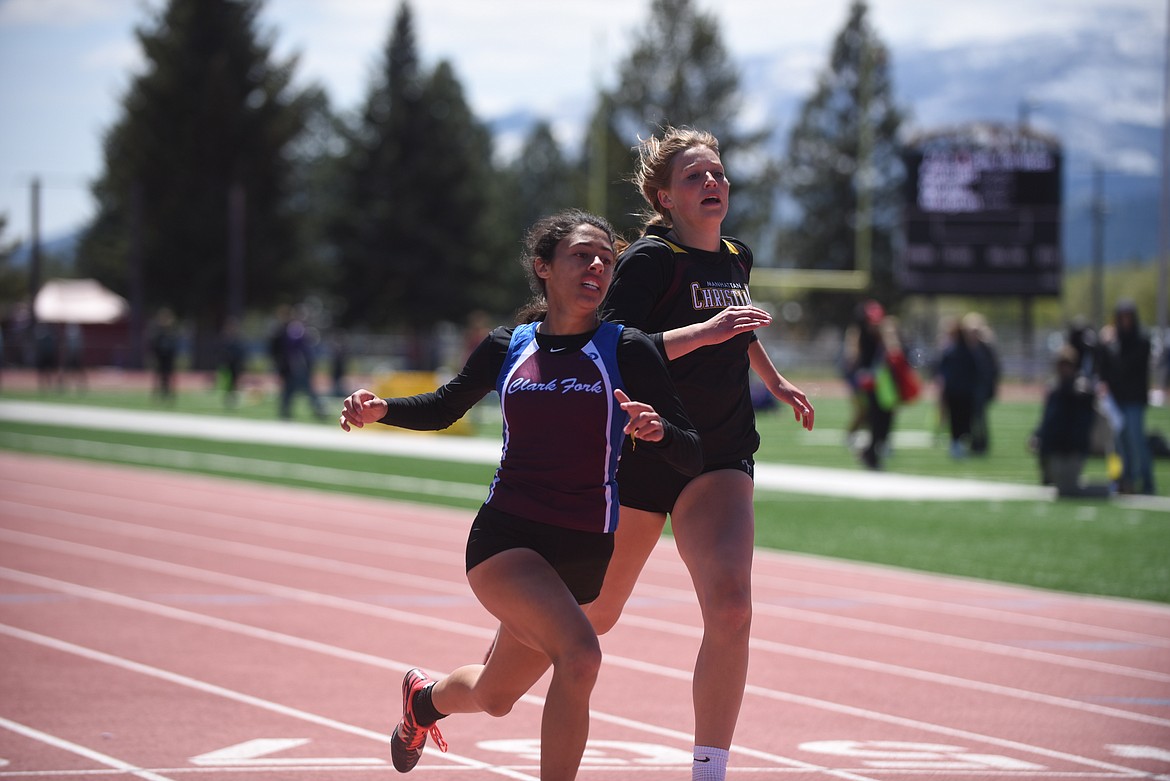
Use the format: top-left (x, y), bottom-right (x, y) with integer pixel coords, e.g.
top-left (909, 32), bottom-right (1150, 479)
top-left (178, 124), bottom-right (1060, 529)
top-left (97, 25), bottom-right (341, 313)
top-left (0, 624), bottom-right (541, 781)
top-left (749, 569), bottom-right (1170, 648)
top-left (0, 717), bottom-right (176, 781)
top-left (0, 570), bottom-right (861, 779)
top-left (6, 493), bottom-right (1166, 690)
top-left (0, 461), bottom-right (475, 549)
top-left (14, 454), bottom-right (1161, 642)
top-left (0, 498), bottom-right (471, 598)
top-left (620, 613), bottom-right (1170, 727)
top-left (0, 433), bottom-right (491, 502)
top-left (0, 402), bottom-right (503, 464)
top-left (612, 651), bottom-right (1156, 779)
top-left (0, 532), bottom-right (1157, 778)
top-left (753, 546), bottom-right (1170, 620)
top-left (4, 510), bottom-right (1166, 726)
top-left (630, 541), bottom-right (1170, 650)
top-left (0, 479), bottom-right (465, 563)
top-left (653, 537), bottom-right (1170, 645)
top-left (16, 476), bottom-right (1168, 698)
top-left (627, 578), bottom-right (1170, 684)
top-left (9, 478), bottom-right (1168, 660)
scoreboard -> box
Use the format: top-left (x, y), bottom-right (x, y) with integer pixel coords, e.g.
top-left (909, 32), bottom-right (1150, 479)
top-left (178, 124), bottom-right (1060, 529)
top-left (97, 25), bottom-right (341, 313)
top-left (899, 128), bottom-right (1062, 296)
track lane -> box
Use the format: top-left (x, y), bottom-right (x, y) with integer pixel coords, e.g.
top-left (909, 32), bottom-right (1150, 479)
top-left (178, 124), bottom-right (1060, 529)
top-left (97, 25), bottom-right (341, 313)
top-left (1, 453), bottom-right (1167, 780)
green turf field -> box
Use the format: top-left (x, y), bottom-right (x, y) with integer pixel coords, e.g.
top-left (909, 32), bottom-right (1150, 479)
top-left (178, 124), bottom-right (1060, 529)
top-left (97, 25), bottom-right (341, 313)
top-left (1, 381), bottom-right (1167, 603)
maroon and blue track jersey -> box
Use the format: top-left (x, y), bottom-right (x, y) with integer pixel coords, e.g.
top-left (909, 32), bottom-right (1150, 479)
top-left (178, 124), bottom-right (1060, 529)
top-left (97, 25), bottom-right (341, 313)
top-left (488, 321), bottom-right (625, 532)
top-left (601, 225), bottom-right (760, 464)
top-left (378, 321), bottom-right (701, 533)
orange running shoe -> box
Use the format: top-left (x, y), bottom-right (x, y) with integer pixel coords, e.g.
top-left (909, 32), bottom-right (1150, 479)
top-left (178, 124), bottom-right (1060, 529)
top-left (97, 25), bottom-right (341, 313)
top-left (390, 668), bottom-right (448, 772)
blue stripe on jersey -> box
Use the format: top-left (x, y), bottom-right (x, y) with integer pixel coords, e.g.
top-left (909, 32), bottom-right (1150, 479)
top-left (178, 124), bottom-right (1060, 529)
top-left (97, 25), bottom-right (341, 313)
top-left (586, 321), bottom-right (625, 533)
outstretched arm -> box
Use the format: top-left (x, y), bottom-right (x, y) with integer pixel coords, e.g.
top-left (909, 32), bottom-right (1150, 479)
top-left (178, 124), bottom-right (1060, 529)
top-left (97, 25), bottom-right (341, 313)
top-left (339, 329), bottom-right (504, 433)
top-left (661, 305), bottom-right (772, 360)
top-left (748, 339), bottom-right (815, 431)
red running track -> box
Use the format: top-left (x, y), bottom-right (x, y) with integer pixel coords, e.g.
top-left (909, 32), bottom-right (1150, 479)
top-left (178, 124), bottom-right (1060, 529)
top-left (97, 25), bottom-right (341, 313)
top-left (0, 452), bottom-right (1167, 781)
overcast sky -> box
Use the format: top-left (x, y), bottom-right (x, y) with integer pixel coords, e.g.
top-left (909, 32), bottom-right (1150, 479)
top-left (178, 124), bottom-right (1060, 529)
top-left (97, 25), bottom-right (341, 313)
top-left (0, 0), bottom-right (1162, 242)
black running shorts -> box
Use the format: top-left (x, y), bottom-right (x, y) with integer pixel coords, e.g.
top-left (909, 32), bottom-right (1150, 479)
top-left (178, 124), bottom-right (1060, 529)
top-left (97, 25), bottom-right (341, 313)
top-left (616, 455), bottom-right (755, 514)
top-left (465, 504), bottom-right (615, 604)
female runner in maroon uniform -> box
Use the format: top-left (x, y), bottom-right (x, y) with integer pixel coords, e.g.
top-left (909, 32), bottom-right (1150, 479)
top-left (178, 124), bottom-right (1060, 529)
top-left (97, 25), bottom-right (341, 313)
top-left (339, 210), bottom-right (701, 779)
top-left (594, 127), bottom-right (814, 780)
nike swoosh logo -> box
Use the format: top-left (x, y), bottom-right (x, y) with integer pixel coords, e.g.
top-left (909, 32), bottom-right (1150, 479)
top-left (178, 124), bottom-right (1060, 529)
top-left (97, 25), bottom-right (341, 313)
top-left (694, 757), bottom-right (711, 763)
top-left (549, 347), bottom-right (568, 353)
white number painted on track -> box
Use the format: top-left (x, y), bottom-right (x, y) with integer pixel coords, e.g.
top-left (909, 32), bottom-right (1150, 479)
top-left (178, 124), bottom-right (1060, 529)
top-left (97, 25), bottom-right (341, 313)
top-left (799, 740), bottom-right (1045, 770)
top-left (190, 738), bottom-right (385, 766)
top-left (479, 739), bottom-right (693, 765)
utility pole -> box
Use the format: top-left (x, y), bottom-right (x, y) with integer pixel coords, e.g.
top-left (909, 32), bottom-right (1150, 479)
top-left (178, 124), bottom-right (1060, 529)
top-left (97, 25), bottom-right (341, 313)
top-left (28, 177), bottom-right (42, 328)
top-left (128, 180), bottom-right (145, 369)
top-left (1157, 0), bottom-right (1170, 376)
top-left (1017, 107), bottom-right (1035, 381)
top-left (1091, 164), bottom-right (1106, 328)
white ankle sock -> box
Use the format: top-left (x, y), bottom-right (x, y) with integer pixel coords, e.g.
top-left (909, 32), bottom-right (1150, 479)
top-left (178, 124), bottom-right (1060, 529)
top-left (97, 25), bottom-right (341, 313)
top-left (692, 745), bottom-right (729, 781)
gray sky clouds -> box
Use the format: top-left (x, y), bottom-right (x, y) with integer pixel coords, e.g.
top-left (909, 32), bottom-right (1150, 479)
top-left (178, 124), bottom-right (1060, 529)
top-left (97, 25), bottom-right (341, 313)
top-left (0, 0), bottom-right (1161, 240)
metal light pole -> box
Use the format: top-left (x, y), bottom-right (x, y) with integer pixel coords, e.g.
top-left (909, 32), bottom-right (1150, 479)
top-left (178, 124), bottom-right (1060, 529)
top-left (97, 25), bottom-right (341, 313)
top-left (28, 177), bottom-right (42, 327)
top-left (1157, 0), bottom-right (1170, 370)
top-left (1091, 164), bottom-right (1106, 328)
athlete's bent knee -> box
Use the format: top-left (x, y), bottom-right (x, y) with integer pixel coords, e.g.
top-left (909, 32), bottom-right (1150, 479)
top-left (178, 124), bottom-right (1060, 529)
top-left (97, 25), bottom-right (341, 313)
top-left (475, 688), bottom-right (520, 719)
top-left (552, 637), bottom-right (603, 689)
top-left (702, 579), bottom-right (753, 635)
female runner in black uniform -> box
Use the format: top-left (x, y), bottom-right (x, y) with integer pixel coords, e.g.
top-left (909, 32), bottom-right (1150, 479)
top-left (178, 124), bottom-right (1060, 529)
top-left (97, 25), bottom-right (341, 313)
top-left (593, 127), bottom-right (814, 780)
top-left (339, 209), bottom-right (701, 779)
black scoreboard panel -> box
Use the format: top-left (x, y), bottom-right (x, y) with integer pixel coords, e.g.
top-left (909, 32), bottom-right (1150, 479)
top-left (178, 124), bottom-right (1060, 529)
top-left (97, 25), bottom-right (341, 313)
top-left (899, 145), bottom-right (1062, 296)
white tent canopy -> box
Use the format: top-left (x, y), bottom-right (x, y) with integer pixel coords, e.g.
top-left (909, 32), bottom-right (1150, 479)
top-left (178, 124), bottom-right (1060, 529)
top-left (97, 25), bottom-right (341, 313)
top-left (34, 278), bottom-right (128, 324)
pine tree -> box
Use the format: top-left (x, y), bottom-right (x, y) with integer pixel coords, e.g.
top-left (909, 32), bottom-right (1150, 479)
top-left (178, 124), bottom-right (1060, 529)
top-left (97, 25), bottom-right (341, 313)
top-left (330, 2), bottom-right (506, 343)
top-left (78, 0), bottom-right (318, 367)
top-left (605, 0), bottom-right (772, 242)
top-left (780, 0), bottom-right (905, 318)
top-left (609, 0), bottom-right (739, 140)
top-left (0, 215), bottom-right (24, 314)
top-left (503, 121), bottom-right (581, 240)
top-left (414, 61), bottom-right (512, 322)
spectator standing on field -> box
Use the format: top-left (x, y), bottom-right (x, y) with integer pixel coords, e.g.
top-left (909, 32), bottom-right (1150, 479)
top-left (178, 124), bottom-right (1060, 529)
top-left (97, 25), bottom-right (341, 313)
top-left (34, 323), bottom-right (58, 391)
top-left (1097, 299), bottom-right (1155, 495)
top-left (840, 303), bottom-right (875, 450)
top-left (963, 312), bottom-right (999, 455)
top-left (219, 317), bottom-right (246, 407)
top-left (844, 300), bottom-right (903, 470)
top-left (936, 316), bottom-right (982, 459)
top-left (270, 305), bottom-right (324, 421)
top-left (149, 309), bottom-right (179, 403)
top-left (329, 330), bottom-right (350, 397)
top-left (61, 323), bottom-right (87, 392)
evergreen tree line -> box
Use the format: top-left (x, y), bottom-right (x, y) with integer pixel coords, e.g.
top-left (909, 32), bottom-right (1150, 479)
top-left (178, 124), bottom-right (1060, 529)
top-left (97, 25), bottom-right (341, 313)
top-left (66, 0), bottom-right (902, 369)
